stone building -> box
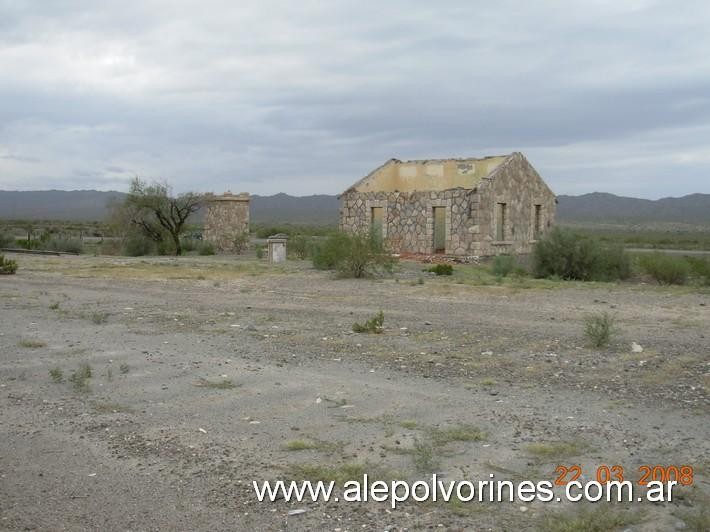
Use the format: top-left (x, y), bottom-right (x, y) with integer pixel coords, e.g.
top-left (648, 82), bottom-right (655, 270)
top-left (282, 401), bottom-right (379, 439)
top-left (339, 152), bottom-right (555, 256)
top-left (203, 192), bottom-right (250, 252)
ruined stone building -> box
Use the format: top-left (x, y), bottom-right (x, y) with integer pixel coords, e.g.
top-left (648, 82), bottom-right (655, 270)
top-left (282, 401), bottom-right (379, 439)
top-left (203, 192), bottom-right (250, 252)
top-left (340, 152), bottom-right (555, 256)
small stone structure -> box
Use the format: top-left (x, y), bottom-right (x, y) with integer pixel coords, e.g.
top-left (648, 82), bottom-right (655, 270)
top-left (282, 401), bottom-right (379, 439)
top-left (267, 234), bottom-right (288, 264)
top-left (203, 192), bottom-right (250, 252)
top-left (339, 152), bottom-right (556, 256)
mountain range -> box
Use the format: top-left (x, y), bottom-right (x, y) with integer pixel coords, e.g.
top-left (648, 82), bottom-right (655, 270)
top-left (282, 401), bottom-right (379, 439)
top-left (0, 189), bottom-right (708, 227)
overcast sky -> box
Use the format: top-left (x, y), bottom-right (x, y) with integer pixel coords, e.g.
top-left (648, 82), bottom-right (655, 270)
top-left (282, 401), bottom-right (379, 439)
top-left (1, 0), bottom-right (709, 198)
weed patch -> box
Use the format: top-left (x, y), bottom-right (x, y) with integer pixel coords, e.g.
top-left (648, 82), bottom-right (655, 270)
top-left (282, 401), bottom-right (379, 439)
top-left (526, 439), bottom-right (588, 460)
top-left (430, 424), bottom-right (485, 445)
top-left (352, 310), bottom-right (385, 333)
top-left (538, 506), bottom-right (642, 532)
top-left (0, 254), bottom-right (18, 275)
top-left (69, 363), bottom-right (92, 393)
top-left (18, 339), bottom-right (46, 348)
top-left (193, 378), bottom-right (236, 389)
top-left (49, 367), bottom-right (64, 383)
top-left (91, 311), bottom-right (110, 324)
top-left (584, 311), bottom-right (616, 348)
top-left (93, 402), bottom-right (134, 414)
top-left (427, 264), bottom-right (453, 276)
top-left (282, 439), bottom-right (341, 453)
top-left (285, 462), bottom-right (393, 484)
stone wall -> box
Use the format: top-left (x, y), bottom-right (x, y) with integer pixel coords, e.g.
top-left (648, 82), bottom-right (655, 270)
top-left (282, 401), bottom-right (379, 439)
top-left (475, 153), bottom-right (556, 256)
top-left (203, 193), bottom-right (250, 252)
top-left (340, 153), bottom-right (556, 256)
top-left (340, 188), bottom-right (477, 255)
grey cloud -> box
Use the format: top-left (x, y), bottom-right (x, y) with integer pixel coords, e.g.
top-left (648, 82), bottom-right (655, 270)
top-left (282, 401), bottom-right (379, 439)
top-left (0, 0), bottom-right (709, 197)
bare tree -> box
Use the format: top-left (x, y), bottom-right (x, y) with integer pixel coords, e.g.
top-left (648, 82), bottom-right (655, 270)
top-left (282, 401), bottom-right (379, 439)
top-left (124, 178), bottom-right (204, 256)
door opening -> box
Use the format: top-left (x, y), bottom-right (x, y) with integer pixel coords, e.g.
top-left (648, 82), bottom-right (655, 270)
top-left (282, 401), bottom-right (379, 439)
top-left (371, 207), bottom-right (383, 243)
top-left (433, 207), bottom-right (446, 253)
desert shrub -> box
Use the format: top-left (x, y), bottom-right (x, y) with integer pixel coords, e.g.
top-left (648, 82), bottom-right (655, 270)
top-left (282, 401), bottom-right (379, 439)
top-left (0, 232), bottom-right (14, 248)
top-left (45, 237), bottom-right (83, 254)
top-left (594, 243), bottom-right (631, 281)
top-left (254, 225), bottom-right (291, 239)
top-left (0, 254), bottom-right (18, 274)
top-left (686, 256), bottom-right (710, 285)
top-left (584, 311), bottom-right (616, 348)
top-left (533, 228), bottom-right (631, 281)
top-left (155, 239), bottom-right (177, 255)
top-left (181, 237), bottom-right (199, 253)
top-left (312, 231), bottom-right (396, 278)
top-left (289, 235), bottom-right (313, 259)
top-left (233, 232), bottom-right (250, 254)
top-left (352, 310), bottom-right (384, 333)
top-left (491, 255), bottom-right (515, 278)
top-left (123, 234), bottom-right (155, 256)
top-left (638, 252), bottom-right (690, 285)
top-left (69, 363), bottom-right (92, 392)
top-left (99, 239), bottom-right (123, 255)
top-left (49, 367), bottom-right (64, 383)
top-left (252, 224), bottom-right (336, 239)
top-left (255, 244), bottom-right (265, 259)
top-left (427, 264), bottom-right (453, 276)
top-left (14, 238), bottom-right (41, 250)
top-left (198, 241), bottom-right (215, 255)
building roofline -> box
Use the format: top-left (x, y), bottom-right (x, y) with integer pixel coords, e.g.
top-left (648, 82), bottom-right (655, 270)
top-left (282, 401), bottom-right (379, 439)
top-left (340, 153), bottom-right (516, 196)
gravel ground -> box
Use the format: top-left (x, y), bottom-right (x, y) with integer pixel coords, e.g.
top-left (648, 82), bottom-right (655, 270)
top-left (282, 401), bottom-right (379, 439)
top-left (1, 253), bottom-right (708, 531)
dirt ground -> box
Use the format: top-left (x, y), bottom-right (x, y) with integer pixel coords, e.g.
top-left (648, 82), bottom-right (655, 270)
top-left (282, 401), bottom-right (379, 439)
top-left (1, 253), bottom-right (708, 531)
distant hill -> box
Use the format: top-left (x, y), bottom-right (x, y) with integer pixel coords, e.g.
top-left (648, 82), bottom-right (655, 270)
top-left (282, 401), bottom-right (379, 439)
top-left (0, 190), bottom-right (127, 221)
top-left (0, 189), bottom-right (340, 224)
top-left (251, 193), bottom-right (339, 224)
top-left (556, 192), bottom-right (710, 226)
top-left (0, 189), bottom-right (708, 227)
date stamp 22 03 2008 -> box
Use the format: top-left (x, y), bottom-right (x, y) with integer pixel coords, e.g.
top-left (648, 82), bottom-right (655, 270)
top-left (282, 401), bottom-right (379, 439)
top-left (555, 464), bottom-right (694, 487)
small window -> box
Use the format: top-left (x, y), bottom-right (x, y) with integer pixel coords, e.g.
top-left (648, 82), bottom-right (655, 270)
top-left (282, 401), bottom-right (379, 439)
top-left (496, 203), bottom-right (507, 241)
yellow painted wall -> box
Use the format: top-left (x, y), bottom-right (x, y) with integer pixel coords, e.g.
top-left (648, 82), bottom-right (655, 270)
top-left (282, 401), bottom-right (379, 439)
top-left (353, 157), bottom-right (507, 193)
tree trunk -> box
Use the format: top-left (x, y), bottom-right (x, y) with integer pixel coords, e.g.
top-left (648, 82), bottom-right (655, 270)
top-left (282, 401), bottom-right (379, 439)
top-left (172, 232), bottom-right (182, 256)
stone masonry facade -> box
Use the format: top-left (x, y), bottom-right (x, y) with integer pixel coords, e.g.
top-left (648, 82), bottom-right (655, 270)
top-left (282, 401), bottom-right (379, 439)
top-left (203, 192), bottom-right (250, 252)
top-left (340, 152), bottom-right (556, 256)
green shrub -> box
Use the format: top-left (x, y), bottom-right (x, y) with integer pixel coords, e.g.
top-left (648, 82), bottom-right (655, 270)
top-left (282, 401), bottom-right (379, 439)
top-left (427, 264), bottom-right (453, 276)
top-left (0, 232), bottom-right (14, 248)
top-left (0, 254), bottom-right (18, 275)
top-left (180, 238), bottom-right (199, 253)
top-left (686, 256), bottom-right (710, 285)
top-left (69, 363), bottom-right (92, 392)
top-left (533, 228), bottom-right (631, 281)
top-left (491, 255), bottom-right (515, 278)
top-left (584, 311), bottom-right (616, 348)
top-left (233, 232), bottom-right (249, 254)
top-left (99, 239), bottom-right (123, 255)
top-left (638, 252), bottom-right (690, 285)
top-left (49, 367), bottom-right (64, 383)
top-left (45, 237), bottom-right (83, 254)
top-left (123, 235), bottom-right (155, 256)
top-left (289, 235), bottom-right (313, 259)
top-left (254, 225), bottom-right (290, 239)
top-left (255, 244), bottom-right (265, 259)
top-left (198, 241), bottom-right (215, 255)
top-left (312, 232), bottom-right (396, 278)
top-left (352, 310), bottom-right (384, 333)
top-left (156, 239), bottom-right (176, 255)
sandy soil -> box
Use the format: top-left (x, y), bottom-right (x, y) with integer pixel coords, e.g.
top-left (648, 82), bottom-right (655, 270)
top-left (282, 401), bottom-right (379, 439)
top-left (1, 253), bottom-right (708, 531)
